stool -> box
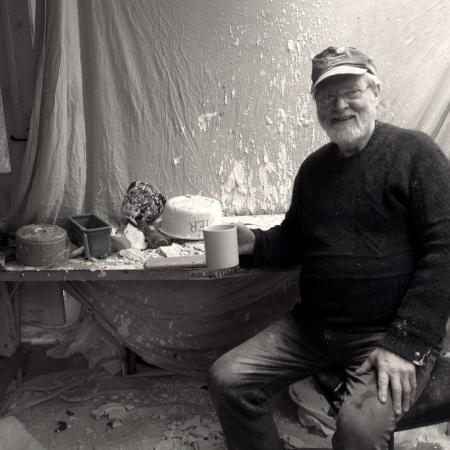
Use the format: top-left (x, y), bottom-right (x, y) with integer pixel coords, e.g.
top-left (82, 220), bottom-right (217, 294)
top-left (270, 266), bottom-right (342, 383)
top-left (312, 354), bottom-right (450, 450)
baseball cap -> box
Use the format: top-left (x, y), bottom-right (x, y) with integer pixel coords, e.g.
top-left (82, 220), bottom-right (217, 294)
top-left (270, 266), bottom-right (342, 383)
top-left (311, 46), bottom-right (377, 92)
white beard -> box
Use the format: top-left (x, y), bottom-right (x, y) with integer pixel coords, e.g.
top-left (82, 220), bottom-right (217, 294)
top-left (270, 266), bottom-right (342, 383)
top-left (326, 121), bottom-right (364, 148)
top-left (321, 107), bottom-right (377, 152)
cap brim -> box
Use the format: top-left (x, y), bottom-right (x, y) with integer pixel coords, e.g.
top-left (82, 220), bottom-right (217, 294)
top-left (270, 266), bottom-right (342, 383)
top-left (311, 66), bottom-right (368, 92)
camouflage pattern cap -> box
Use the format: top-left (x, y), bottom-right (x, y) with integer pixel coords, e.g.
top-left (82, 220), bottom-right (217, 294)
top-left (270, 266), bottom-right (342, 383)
top-left (311, 46), bottom-right (377, 92)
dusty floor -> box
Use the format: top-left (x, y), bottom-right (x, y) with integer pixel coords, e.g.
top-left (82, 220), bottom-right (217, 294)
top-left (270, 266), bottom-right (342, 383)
top-left (0, 345), bottom-right (332, 450)
top-left (1, 345), bottom-right (450, 450)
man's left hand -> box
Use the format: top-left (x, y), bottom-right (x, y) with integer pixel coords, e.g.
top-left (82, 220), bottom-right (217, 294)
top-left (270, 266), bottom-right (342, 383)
top-left (356, 347), bottom-right (417, 415)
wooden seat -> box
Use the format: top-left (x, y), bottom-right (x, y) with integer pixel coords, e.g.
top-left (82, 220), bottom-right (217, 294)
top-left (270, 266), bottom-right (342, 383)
top-left (313, 354), bottom-right (450, 449)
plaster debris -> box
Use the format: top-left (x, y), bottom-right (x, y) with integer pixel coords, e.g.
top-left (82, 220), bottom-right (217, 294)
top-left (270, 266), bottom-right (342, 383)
top-left (154, 415), bottom-right (225, 450)
top-left (157, 243), bottom-right (202, 258)
top-left (184, 241), bottom-right (205, 252)
top-left (123, 223), bottom-right (147, 250)
top-left (118, 248), bottom-right (148, 264)
top-left (92, 402), bottom-right (134, 421)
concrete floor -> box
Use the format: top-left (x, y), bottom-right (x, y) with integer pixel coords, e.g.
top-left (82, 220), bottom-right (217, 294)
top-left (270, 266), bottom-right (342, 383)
top-left (2, 345), bottom-right (450, 450)
top-left (0, 345), bottom-right (331, 450)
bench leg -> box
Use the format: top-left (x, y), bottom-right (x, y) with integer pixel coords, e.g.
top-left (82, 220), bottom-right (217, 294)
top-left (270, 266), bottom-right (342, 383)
top-left (11, 282), bottom-right (23, 388)
top-left (125, 347), bottom-right (137, 375)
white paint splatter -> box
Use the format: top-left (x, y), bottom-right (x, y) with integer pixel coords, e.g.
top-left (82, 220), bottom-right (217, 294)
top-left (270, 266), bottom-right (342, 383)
top-left (276, 108), bottom-right (287, 122)
top-left (221, 160), bottom-right (249, 213)
top-left (278, 142), bottom-right (287, 172)
top-left (197, 112), bottom-right (219, 132)
top-left (280, 75), bottom-right (286, 98)
top-left (117, 317), bottom-right (132, 337)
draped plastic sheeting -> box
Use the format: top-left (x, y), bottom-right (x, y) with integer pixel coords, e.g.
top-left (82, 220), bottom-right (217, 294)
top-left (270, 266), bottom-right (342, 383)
top-left (65, 270), bottom-right (298, 378)
top-left (0, 89), bottom-right (11, 173)
top-left (0, 282), bottom-right (18, 357)
top-left (5, 0), bottom-right (450, 229)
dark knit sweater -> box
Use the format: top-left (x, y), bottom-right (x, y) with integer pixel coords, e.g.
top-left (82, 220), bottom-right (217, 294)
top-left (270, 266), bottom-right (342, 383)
top-left (250, 121), bottom-right (450, 365)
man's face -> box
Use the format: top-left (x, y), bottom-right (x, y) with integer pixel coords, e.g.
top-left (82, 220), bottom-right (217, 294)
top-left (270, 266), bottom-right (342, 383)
top-left (314, 74), bottom-right (379, 155)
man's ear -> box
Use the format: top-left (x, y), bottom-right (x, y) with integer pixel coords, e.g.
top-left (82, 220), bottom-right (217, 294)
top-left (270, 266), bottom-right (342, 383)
top-left (372, 83), bottom-right (381, 98)
top-left (371, 84), bottom-right (381, 108)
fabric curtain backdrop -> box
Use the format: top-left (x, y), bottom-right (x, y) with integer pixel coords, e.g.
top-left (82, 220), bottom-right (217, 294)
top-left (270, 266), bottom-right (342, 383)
top-left (64, 270), bottom-right (299, 378)
top-left (5, 0), bottom-right (450, 229)
top-left (0, 88), bottom-right (11, 173)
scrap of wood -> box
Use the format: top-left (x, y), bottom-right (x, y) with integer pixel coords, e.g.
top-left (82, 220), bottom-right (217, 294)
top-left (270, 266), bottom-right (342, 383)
top-left (126, 367), bottom-right (174, 378)
top-left (144, 254), bottom-right (206, 269)
top-left (0, 367), bottom-right (103, 417)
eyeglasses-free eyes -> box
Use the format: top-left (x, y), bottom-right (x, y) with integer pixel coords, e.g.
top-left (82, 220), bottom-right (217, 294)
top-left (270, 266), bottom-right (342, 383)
top-left (315, 87), bottom-right (370, 106)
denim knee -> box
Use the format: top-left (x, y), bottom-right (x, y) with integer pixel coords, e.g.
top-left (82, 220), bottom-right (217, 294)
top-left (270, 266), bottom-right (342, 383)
top-left (208, 352), bottom-right (243, 396)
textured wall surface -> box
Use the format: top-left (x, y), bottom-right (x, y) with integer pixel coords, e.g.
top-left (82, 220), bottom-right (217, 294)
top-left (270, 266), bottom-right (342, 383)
top-left (4, 0), bottom-right (450, 227)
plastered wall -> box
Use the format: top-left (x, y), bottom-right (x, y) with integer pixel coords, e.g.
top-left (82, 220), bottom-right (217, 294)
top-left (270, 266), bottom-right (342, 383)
top-left (2, 0), bottom-right (449, 226)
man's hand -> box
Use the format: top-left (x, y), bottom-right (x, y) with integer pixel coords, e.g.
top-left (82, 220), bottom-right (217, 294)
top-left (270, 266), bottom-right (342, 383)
top-left (231, 223), bottom-right (255, 255)
top-left (356, 347), bottom-right (417, 415)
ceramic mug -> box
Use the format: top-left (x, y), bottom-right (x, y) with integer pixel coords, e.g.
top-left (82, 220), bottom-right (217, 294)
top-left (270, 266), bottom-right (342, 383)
top-left (203, 224), bottom-right (239, 270)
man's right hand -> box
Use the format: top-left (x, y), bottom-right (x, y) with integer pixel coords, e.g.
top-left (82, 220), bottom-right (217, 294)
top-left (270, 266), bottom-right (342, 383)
top-left (232, 223), bottom-right (255, 255)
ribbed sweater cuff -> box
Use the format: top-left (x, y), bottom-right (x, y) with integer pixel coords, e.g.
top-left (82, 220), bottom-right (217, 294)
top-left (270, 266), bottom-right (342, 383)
top-left (380, 328), bottom-right (433, 366)
top-left (249, 228), bottom-right (266, 267)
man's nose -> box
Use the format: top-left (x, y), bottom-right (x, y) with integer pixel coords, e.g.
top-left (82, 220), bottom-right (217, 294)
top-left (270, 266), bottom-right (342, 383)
top-left (334, 95), bottom-right (350, 109)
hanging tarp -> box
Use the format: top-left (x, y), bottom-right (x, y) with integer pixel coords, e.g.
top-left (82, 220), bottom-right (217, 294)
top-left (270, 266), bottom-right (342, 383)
top-left (5, 0), bottom-right (450, 229)
top-left (65, 270), bottom-right (298, 378)
top-left (0, 282), bottom-right (18, 357)
top-left (0, 88), bottom-right (11, 174)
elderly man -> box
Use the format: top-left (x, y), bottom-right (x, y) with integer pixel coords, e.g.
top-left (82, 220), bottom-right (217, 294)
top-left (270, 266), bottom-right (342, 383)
top-left (208, 46), bottom-right (450, 450)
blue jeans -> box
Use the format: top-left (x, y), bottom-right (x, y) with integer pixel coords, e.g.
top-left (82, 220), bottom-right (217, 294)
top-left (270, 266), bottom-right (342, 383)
top-left (208, 314), bottom-right (437, 450)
